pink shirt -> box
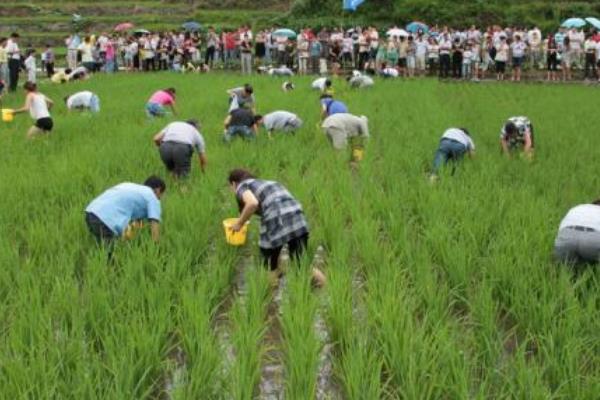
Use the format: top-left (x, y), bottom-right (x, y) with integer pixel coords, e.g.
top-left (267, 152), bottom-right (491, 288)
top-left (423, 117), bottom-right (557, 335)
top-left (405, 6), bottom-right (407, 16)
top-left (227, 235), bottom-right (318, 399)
top-left (148, 90), bottom-right (174, 106)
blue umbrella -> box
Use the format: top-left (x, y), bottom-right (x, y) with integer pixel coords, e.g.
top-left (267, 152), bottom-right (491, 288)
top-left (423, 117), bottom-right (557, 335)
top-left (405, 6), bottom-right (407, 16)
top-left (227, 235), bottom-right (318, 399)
top-left (272, 28), bottom-right (297, 39)
top-left (182, 21), bottom-right (202, 32)
top-left (585, 17), bottom-right (600, 30)
top-left (561, 18), bottom-right (587, 29)
top-left (406, 21), bottom-right (429, 34)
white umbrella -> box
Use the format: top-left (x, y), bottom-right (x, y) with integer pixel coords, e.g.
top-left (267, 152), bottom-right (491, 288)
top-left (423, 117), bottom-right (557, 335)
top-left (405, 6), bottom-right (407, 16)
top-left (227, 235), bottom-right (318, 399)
top-left (386, 28), bottom-right (409, 37)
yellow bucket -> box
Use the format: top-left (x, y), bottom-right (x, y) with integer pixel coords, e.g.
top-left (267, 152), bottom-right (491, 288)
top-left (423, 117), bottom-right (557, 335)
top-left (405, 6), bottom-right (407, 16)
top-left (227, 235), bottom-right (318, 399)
top-left (223, 218), bottom-right (249, 246)
top-left (352, 148), bottom-right (364, 162)
top-left (2, 109), bottom-right (14, 122)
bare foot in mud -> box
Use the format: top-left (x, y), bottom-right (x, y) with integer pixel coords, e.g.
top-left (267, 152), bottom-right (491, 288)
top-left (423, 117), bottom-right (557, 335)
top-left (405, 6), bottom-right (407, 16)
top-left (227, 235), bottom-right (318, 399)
top-left (312, 267), bottom-right (327, 288)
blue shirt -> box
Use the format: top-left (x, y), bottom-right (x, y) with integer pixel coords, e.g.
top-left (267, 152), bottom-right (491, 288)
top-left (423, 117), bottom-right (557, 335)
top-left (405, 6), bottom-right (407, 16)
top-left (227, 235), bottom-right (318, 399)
top-left (321, 99), bottom-right (348, 116)
top-left (85, 183), bottom-right (161, 235)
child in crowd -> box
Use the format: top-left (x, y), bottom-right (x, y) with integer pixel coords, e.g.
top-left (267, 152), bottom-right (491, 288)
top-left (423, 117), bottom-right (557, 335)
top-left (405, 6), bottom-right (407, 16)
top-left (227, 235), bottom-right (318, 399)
top-left (462, 44), bottom-right (473, 80)
top-left (24, 49), bottom-right (36, 83)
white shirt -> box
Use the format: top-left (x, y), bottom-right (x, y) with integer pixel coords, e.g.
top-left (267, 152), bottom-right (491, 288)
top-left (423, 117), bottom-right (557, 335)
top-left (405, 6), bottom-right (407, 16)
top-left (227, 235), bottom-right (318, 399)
top-left (441, 128), bottom-right (475, 151)
top-left (6, 39), bottom-right (20, 60)
top-left (30, 93), bottom-right (50, 120)
top-left (78, 43), bottom-right (93, 62)
top-left (511, 42), bottom-right (527, 58)
top-left (67, 91), bottom-right (94, 109)
top-left (263, 111), bottom-right (300, 131)
top-left (415, 39), bottom-right (428, 56)
top-left (160, 121), bottom-right (205, 153)
top-left (559, 204), bottom-right (600, 232)
top-left (349, 75), bottom-right (374, 88)
top-left (312, 77), bottom-right (328, 91)
top-left (24, 55), bottom-right (36, 71)
top-left (382, 67), bottom-right (399, 77)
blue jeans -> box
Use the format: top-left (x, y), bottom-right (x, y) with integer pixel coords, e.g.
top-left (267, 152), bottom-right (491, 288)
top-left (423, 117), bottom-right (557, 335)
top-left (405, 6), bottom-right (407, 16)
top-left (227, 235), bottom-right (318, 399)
top-left (432, 138), bottom-right (468, 174)
top-left (90, 95), bottom-right (100, 113)
top-left (223, 126), bottom-right (255, 142)
top-left (145, 102), bottom-right (166, 117)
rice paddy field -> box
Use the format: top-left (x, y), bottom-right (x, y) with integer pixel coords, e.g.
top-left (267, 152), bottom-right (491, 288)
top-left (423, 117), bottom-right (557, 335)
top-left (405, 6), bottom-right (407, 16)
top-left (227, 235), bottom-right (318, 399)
top-left (0, 73), bottom-right (599, 399)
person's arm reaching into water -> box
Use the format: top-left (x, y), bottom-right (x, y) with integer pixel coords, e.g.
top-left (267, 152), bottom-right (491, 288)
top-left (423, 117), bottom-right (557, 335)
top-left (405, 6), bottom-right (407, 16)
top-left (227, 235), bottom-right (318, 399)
top-left (232, 190), bottom-right (259, 231)
top-left (152, 131), bottom-right (165, 146)
top-left (198, 152), bottom-right (207, 173)
top-left (150, 220), bottom-right (160, 242)
top-left (12, 93), bottom-right (32, 114)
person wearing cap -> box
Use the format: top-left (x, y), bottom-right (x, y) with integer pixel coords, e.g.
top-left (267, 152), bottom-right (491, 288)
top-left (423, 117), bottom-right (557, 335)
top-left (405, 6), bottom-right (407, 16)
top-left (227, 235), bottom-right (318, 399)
top-left (227, 83), bottom-right (255, 113)
top-left (430, 128), bottom-right (475, 179)
top-left (500, 116), bottom-right (534, 158)
top-left (320, 94), bottom-right (348, 121)
top-left (321, 113), bottom-right (369, 157)
top-left (554, 199), bottom-right (600, 266)
top-left (223, 107), bottom-right (263, 142)
top-left (260, 111), bottom-right (303, 138)
top-left (153, 119), bottom-right (206, 177)
top-left (64, 90), bottom-right (100, 113)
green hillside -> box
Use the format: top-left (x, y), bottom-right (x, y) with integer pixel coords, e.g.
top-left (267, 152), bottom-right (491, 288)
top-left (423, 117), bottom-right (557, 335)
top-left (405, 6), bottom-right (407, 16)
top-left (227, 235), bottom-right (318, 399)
top-left (0, 1), bottom-right (291, 47)
top-left (4, 0), bottom-right (600, 47)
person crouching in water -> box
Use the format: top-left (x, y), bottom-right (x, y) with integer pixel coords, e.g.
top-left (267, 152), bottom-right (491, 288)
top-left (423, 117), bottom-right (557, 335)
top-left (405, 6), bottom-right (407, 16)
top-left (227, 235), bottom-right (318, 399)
top-left (321, 112), bottom-right (369, 162)
top-left (228, 168), bottom-right (326, 286)
top-left (430, 127), bottom-right (475, 180)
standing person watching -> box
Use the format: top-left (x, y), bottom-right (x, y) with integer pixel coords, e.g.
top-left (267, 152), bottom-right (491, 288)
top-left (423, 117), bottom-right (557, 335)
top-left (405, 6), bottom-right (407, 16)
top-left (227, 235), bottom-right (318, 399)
top-left (510, 35), bottom-right (527, 81)
top-left (153, 119), bottom-right (207, 177)
top-left (6, 33), bottom-right (21, 92)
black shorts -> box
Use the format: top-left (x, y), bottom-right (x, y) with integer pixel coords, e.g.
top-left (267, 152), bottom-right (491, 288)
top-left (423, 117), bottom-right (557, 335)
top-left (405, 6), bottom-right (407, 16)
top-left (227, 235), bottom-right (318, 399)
top-left (35, 117), bottom-right (53, 131)
top-left (495, 61), bottom-right (506, 73)
top-left (398, 58), bottom-right (407, 68)
top-left (159, 141), bottom-right (193, 177)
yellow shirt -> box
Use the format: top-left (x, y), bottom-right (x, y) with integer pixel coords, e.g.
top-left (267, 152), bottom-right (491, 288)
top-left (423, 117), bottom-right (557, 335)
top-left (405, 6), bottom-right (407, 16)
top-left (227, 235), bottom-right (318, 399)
top-left (0, 47), bottom-right (7, 63)
top-left (51, 71), bottom-right (68, 83)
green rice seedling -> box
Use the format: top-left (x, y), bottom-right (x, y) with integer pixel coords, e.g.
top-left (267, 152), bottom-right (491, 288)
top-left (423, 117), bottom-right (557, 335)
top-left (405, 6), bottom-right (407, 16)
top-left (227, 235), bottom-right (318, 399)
top-left (281, 263), bottom-right (321, 399)
top-left (226, 264), bottom-right (270, 399)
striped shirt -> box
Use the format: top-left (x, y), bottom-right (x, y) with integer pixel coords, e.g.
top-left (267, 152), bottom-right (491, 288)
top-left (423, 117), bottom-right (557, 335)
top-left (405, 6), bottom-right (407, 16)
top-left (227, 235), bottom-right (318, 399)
top-left (236, 179), bottom-right (309, 249)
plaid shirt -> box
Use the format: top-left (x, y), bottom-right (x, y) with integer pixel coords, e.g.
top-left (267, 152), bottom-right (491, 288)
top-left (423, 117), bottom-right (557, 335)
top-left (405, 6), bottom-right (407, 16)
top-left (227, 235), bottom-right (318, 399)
top-left (500, 116), bottom-right (533, 148)
top-left (237, 179), bottom-right (309, 249)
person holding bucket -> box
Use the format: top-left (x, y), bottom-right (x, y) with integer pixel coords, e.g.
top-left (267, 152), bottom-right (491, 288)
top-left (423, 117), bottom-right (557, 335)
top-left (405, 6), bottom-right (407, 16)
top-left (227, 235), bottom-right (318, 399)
top-left (227, 168), bottom-right (326, 286)
top-left (321, 113), bottom-right (369, 161)
top-left (11, 81), bottom-right (54, 138)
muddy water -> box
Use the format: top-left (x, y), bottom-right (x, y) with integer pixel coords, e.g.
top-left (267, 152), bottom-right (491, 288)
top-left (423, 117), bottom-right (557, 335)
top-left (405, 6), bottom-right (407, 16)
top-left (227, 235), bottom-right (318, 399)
top-left (258, 247), bottom-right (288, 400)
top-left (214, 249), bottom-right (254, 384)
